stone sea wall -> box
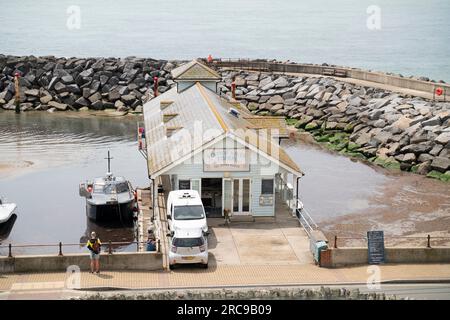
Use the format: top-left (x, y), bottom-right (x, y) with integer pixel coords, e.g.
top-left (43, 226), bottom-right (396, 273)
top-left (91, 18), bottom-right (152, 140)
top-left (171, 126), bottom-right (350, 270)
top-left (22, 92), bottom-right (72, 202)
top-left (76, 286), bottom-right (400, 300)
top-left (0, 54), bottom-right (180, 113)
top-left (218, 69), bottom-right (450, 181)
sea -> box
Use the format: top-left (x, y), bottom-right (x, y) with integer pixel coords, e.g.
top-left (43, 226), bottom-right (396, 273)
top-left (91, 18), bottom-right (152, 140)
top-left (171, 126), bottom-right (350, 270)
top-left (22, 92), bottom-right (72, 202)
top-left (0, 0), bottom-right (449, 81)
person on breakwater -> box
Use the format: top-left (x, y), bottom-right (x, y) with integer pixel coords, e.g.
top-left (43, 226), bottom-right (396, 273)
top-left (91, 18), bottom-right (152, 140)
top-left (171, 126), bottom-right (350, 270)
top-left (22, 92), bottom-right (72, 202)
top-left (87, 231), bottom-right (102, 273)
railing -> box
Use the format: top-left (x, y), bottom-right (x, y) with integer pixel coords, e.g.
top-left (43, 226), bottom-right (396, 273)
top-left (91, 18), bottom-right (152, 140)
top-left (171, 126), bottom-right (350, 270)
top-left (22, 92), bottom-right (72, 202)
top-left (207, 58), bottom-right (450, 100)
top-left (295, 200), bottom-right (318, 239)
top-left (331, 235), bottom-right (450, 248)
top-left (0, 240), bottom-right (161, 258)
top-left (206, 58), bottom-right (271, 72)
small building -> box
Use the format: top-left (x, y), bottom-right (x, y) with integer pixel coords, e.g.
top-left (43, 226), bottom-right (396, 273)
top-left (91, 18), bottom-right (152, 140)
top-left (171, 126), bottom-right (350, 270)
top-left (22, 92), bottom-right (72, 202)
top-left (143, 60), bottom-right (303, 218)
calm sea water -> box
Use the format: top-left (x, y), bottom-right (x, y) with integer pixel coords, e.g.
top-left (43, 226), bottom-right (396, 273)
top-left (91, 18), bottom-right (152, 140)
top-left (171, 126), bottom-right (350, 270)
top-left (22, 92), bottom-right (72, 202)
top-left (0, 0), bottom-right (449, 81)
top-left (0, 111), bottom-right (148, 254)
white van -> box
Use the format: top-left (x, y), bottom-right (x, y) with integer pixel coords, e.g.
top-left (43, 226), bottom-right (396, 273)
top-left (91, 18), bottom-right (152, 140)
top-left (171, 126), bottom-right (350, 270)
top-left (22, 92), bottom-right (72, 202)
top-left (168, 228), bottom-right (208, 269)
top-left (166, 190), bottom-right (208, 234)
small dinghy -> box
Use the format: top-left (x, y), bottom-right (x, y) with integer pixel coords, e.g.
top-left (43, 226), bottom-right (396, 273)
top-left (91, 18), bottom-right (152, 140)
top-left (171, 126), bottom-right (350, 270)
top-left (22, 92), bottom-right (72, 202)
top-left (0, 199), bottom-right (17, 224)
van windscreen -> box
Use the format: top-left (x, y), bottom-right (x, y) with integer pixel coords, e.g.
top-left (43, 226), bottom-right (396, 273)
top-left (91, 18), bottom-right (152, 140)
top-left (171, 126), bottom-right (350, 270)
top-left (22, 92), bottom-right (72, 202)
top-left (173, 205), bottom-right (205, 220)
top-left (173, 237), bottom-right (204, 247)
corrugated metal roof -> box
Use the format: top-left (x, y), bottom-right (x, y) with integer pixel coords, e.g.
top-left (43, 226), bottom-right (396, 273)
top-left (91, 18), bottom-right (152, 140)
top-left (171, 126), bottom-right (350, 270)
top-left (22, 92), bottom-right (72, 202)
top-left (143, 82), bottom-right (302, 177)
top-left (171, 59), bottom-right (221, 80)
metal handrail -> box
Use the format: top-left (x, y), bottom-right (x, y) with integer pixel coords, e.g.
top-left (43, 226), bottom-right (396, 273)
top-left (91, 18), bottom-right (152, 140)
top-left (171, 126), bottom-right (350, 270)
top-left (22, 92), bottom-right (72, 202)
top-left (0, 241), bottom-right (141, 249)
top-left (0, 240), bottom-right (161, 258)
top-left (295, 199), bottom-right (318, 229)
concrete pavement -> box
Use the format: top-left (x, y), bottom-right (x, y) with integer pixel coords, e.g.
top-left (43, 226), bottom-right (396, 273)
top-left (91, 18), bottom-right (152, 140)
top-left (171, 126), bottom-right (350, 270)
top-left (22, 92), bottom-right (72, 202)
top-left (1, 263), bottom-right (450, 299)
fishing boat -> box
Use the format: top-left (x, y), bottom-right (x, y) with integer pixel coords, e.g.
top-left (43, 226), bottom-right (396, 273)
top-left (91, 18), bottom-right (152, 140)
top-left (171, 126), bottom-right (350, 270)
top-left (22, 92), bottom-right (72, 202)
top-left (79, 151), bottom-right (136, 222)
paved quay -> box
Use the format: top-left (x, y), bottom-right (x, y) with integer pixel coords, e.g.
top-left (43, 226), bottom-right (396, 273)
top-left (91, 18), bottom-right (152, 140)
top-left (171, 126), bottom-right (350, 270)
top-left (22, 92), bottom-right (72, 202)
top-left (1, 263), bottom-right (449, 299)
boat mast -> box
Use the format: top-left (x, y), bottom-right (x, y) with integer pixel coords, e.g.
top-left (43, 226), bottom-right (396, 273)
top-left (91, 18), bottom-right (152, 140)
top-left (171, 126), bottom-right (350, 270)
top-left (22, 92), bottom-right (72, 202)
top-left (105, 151), bottom-right (113, 174)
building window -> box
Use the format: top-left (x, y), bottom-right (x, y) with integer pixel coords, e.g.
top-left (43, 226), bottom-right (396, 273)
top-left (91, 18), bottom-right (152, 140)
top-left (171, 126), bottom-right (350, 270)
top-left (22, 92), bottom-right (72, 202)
top-left (261, 179), bottom-right (274, 195)
top-left (179, 180), bottom-right (190, 190)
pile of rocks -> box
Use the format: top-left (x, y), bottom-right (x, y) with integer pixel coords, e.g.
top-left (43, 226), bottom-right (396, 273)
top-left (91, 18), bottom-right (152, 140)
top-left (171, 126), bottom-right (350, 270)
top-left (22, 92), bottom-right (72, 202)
top-left (0, 55), bottom-right (179, 113)
top-left (219, 70), bottom-right (450, 179)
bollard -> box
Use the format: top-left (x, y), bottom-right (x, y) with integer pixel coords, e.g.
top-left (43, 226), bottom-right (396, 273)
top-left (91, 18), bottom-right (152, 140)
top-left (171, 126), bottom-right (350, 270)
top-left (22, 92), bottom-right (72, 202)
top-left (8, 243), bottom-right (12, 258)
top-left (58, 242), bottom-right (63, 256)
top-left (108, 241), bottom-right (113, 254)
top-left (427, 235), bottom-right (431, 248)
top-left (334, 236), bottom-right (337, 249)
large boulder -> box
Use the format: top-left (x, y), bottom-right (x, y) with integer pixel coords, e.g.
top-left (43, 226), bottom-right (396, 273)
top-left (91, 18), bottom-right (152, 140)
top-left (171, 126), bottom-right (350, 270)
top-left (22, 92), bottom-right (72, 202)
top-left (273, 76), bottom-right (289, 88)
top-left (24, 89), bottom-right (39, 97)
top-left (88, 92), bottom-right (102, 104)
top-left (400, 142), bottom-right (433, 154)
top-left (39, 95), bottom-right (52, 104)
top-left (79, 68), bottom-right (94, 78)
top-left (267, 95), bottom-right (284, 105)
top-left (48, 101), bottom-right (68, 111)
top-left (121, 94), bottom-right (137, 105)
top-left (435, 132), bottom-right (450, 145)
top-left (258, 76), bottom-right (272, 88)
top-left (430, 157), bottom-right (450, 173)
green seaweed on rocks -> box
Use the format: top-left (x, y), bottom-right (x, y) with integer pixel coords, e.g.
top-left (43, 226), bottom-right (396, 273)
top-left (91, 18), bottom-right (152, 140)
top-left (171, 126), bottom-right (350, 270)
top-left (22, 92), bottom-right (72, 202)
top-left (285, 118), bottom-right (298, 126)
top-left (305, 122), bottom-right (319, 131)
top-left (373, 157), bottom-right (401, 170)
top-left (426, 170), bottom-right (450, 182)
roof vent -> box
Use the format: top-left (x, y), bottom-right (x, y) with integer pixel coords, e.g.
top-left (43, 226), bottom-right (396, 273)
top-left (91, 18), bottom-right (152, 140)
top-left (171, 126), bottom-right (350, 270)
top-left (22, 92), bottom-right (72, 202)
top-left (160, 100), bottom-right (174, 110)
top-left (229, 107), bottom-right (240, 118)
top-left (166, 126), bottom-right (182, 138)
top-left (163, 113), bottom-right (178, 123)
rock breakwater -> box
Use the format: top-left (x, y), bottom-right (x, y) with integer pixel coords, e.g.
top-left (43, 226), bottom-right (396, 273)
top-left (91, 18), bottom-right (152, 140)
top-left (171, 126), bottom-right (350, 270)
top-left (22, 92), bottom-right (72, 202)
top-left (0, 54), bottom-right (180, 113)
top-left (1, 55), bottom-right (449, 180)
top-left (219, 69), bottom-right (450, 181)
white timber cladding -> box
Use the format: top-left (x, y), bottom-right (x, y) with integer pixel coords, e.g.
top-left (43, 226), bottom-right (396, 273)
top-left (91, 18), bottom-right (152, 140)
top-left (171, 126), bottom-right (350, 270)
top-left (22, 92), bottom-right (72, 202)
top-left (177, 81), bottom-right (217, 93)
top-left (165, 138), bottom-right (280, 216)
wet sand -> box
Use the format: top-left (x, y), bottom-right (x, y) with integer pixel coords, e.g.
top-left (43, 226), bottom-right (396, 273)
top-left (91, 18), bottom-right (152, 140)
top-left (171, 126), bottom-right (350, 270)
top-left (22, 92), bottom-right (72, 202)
top-left (0, 161), bottom-right (34, 179)
top-left (282, 132), bottom-right (450, 247)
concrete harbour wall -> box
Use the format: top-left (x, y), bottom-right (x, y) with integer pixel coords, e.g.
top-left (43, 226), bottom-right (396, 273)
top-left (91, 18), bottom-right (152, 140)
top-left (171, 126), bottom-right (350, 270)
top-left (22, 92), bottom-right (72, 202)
top-left (215, 60), bottom-right (450, 97)
top-left (0, 252), bottom-right (163, 273)
top-left (320, 247), bottom-right (450, 268)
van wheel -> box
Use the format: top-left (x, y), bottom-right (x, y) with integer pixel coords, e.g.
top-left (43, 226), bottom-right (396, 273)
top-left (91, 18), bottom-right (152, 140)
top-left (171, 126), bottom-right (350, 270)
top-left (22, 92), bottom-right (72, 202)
top-left (202, 263), bottom-right (208, 269)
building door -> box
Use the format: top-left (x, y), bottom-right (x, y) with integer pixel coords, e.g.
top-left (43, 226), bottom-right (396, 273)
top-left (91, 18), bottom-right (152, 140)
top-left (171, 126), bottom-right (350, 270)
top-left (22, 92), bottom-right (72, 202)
top-left (201, 178), bottom-right (222, 217)
top-left (223, 178), bottom-right (232, 216)
top-left (232, 178), bottom-right (251, 215)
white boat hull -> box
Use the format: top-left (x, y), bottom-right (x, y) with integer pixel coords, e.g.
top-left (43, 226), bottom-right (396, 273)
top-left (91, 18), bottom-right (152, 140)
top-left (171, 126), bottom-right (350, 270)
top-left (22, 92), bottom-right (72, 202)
top-left (0, 203), bottom-right (16, 224)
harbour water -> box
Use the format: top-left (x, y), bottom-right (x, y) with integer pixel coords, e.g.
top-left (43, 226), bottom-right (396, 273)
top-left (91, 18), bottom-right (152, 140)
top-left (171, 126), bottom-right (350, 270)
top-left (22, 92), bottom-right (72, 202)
top-left (0, 111), bottom-right (148, 254)
top-left (1, 0), bottom-right (449, 82)
top-left (1, 111), bottom-right (449, 253)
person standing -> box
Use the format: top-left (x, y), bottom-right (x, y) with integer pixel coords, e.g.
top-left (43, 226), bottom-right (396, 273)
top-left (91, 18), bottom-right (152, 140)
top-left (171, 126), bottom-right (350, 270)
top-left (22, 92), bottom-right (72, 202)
top-left (86, 231), bottom-right (101, 273)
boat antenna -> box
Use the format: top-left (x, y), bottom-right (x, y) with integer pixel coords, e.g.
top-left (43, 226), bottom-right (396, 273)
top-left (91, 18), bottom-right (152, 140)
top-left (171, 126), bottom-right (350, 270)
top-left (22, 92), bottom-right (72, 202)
top-left (105, 151), bottom-right (113, 174)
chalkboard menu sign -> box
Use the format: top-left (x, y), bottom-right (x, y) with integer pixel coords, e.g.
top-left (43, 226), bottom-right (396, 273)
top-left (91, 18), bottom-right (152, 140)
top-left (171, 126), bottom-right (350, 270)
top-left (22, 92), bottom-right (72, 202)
top-left (367, 231), bottom-right (385, 264)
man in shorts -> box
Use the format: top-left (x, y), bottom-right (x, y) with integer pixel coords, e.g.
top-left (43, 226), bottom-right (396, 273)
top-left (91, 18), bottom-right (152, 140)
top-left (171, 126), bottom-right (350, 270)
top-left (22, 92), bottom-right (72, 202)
top-left (86, 231), bottom-right (101, 273)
